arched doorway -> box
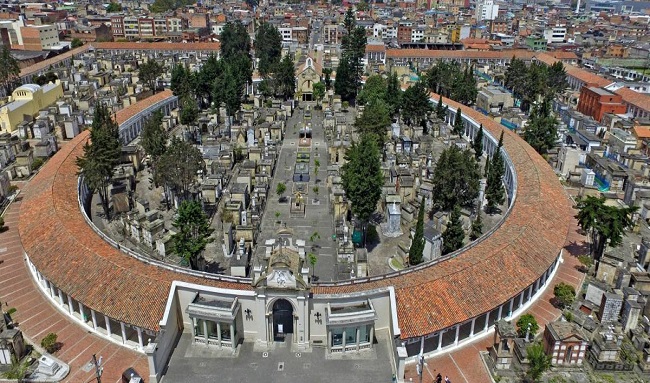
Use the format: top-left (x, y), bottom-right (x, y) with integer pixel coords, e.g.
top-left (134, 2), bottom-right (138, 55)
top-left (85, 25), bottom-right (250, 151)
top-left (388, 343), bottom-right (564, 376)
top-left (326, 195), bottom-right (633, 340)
top-left (272, 299), bottom-right (294, 342)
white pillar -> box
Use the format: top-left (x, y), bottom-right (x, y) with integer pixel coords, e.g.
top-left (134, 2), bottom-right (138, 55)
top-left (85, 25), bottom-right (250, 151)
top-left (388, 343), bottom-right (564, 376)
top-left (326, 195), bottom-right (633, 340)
top-left (120, 322), bottom-right (127, 344)
top-left (497, 305), bottom-right (503, 320)
top-left (217, 322), bottom-right (221, 346)
top-left (203, 321), bottom-right (208, 345)
top-left (191, 318), bottom-right (197, 343)
top-left (79, 302), bottom-right (85, 323)
top-left (66, 294), bottom-right (74, 316)
top-left (105, 315), bottom-right (112, 337)
top-left (437, 332), bottom-right (443, 350)
top-left (230, 323), bottom-right (235, 350)
top-left (484, 311), bottom-right (490, 332)
top-left (454, 325), bottom-right (460, 346)
top-left (91, 310), bottom-right (97, 330)
top-left (470, 318), bottom-right (476, 337)
top-left (508, 299), bottom-right (514, 317)
top-left (57, 288), bottom-right (64, 305)
top-left (342, 329), bottom-right (346, 353)
top-left (356, 328), bottom-right (360, 351)
top-left (528, 285), bottom-right (534, 301)
top-left (137, 327), bottom-right (144, 348)
top-left (519, 292), bottom-right (524, 309)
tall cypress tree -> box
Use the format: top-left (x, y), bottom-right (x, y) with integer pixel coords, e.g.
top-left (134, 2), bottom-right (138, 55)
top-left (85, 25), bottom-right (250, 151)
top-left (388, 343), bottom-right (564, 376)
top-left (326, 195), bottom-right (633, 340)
top-left (442, 205), bottom-right (464, 255)
top-left (472, 124), bottom-right (484, 160)
top-left (470, 212), bottom-right (483, 240)
top-left (409, 197), bottom-right (426, 266)
top-left (435, 96), bottom-right (445, 120)
top-left (486, 131), bottom-right (505, 213)
top-left (76, 103), bottom-right (122, 219)
top-left (452, 108), bottom-right (464, 136)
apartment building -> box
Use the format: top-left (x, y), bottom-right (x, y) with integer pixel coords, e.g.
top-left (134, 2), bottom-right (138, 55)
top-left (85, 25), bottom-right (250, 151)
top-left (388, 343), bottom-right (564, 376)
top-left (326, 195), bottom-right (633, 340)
top-left (20, 24), bottom-right (59, 50)
top-left (543, 26), bottom-right (567, 44)
top-left (475, 0), bottom-right (499, 22)
top-left (111, 15), bottom-right (189, 39)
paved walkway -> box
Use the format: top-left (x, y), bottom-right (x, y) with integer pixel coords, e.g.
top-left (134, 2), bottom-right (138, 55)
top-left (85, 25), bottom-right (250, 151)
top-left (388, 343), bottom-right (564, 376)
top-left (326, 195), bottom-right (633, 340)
top-left (404, 218), bottom-right (587, 383)
top-left (0, 198), bottom-right (149, 383)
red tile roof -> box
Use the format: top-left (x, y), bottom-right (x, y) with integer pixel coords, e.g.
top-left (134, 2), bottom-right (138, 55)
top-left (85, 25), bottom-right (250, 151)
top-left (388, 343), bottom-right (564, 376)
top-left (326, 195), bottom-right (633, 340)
top-left (19, 44), bottom-right (91, 78)
top-left (615, 87), bottom-right (650, 114)
top-left (91, 42), bottom-right (221, 52)
top-left (115, 89), bottom-right (174, 125)
top-left (313, 95), bottom-right (573, 339)
top-left (18, 95), bottom-right (252, 332)
top-left (16, 90), bottom-right (572, 340)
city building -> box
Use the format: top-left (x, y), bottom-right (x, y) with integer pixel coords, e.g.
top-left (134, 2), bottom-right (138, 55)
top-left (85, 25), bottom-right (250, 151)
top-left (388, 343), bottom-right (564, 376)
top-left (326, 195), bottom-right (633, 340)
top-left (543, 321), bottom-right (589, 366)
top-left (475, 0), bottom-right (499, 22)
top-left (577, 85), bottom-right (628, 122)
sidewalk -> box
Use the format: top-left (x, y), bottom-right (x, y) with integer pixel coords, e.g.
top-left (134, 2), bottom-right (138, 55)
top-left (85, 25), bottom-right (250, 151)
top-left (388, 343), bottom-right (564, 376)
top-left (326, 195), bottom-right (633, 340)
top-left (0, 200), bottom-right (150, 383)
top-left (404, 219), bottom-right (586, 383)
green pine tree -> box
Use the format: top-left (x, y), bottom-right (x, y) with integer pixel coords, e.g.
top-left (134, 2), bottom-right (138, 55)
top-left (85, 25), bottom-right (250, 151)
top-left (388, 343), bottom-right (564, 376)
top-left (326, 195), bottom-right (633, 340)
top-left (409, 197), bottom-right (426, 265)
top-left (472, 124), bottom-right (484, 160)
top-left (469, 212), bottom-right (483, 240)
top-left (452, 108), bottom-right (464, 136)
top-left (171, 200), bottom-right (213, 270)
top-left (485, 131), bottom-right (505, 213)
top-left (442, 205), bottom-right (465, 254)
top-left (76, 103), bottom-right (121, 219)
top-left (435, 96), bottom-right (445, 120)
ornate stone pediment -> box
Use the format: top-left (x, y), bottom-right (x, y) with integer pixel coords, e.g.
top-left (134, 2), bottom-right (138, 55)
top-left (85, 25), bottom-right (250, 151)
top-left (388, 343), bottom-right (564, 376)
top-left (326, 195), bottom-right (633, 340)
top-left (267, 269), bottom-right (297, 289)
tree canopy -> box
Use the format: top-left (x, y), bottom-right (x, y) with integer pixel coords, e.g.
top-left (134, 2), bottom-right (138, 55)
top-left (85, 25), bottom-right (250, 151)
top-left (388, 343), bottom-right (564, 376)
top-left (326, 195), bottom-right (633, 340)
top-left (171, 200), bottom-right (213, 270)
top-left (335, 7), bottom-right (367, 102)
top-left (341, 133), bottom-right (384, 246)
top-left (516, 314), bottom-right (539, 339)
top-left (431, 145), bottom-right (480, 211)
top-left (575, 195), bottom-right (638, 275)
top-left (170, 64), bottom-right (193, 99)
top-left (409, 198), bottom-right (426, 265)
top-left (524, 99), bottom-right (557, 154)
top-left (255, 22), bottom-right (282, 78)
top-left (220, 21), bottom-right (251, 61)
top-left (442, 205), bottom-right (464, 254)
top-left (452, 108), bottom-right (464, 136)
top-left (155, 137), bottom-right (203, 203)
top-left (105, 2), bottom-right (122, 12)
top-left (426, 60), bottom-right (477, 105)
top-left (472, 124), bottom-right (484, 160)
top-left (485, 132), bottom-right (505, 213)
top-left (505, 57), bottom-right (567, 111)
top-left (355, 98), bottom-right (391, 149)
top-left (385, 72), bottom-right (402, 116)
top-left (0, 46), bottom-right (19, 94)
top-left (526, 342), bottom-right (551, 383)
top-left (357, 75), bottom-right (387, 106)
top-left (401, 80), bottom-right (431, 127)
top-left (275, 54), bottom-right (296, 100)
top-left (76, 103), bottom-right (122, 219)
top-left (139, 60), bottom-right (164, 93)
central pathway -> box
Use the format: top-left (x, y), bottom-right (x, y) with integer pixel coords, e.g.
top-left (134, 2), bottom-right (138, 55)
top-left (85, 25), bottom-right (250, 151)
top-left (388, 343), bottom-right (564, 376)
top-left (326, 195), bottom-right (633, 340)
top-left (0, 198), bottom-right (149, 383)
top-left (404, 218), bottom-right (586, 383)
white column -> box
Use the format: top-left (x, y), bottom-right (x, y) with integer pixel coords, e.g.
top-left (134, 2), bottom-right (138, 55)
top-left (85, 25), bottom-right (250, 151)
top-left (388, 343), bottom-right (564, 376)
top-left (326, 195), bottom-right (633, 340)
top-left (519, 292), bottom-right (524, 309)
top-left (497, 305), bottom-right (503, 320)
top-left (484, 311), bottom-right (490, 332)
top-left (356, 328), bottom-right (360, 351)
top-left (217, 322), bottom-right (221, 347)
top-left (508, 299), bottom-right (514, 317)
top-left (191, 318), bottom-right (197, 343)
top-left (56, 288), bottom-right (63, 304)
top-left (91, 310), bottom-right (97, 330)
top-left (137, 327), bottom-right (143, 348)
top-left (535, 278), bottom-right (541, 293)
top-left (230, 323), bottom-right (235, 350)
top-left (203, 321), bottom-right (208, 345)
top-left (105, 315), bottom-right (112, 337)
top-left (470, 318), bottom-right (476, 337)
top-left (437, 332), bottom-right (443, 350)
top-left (66, 294), bottom-right (74, 315)
top-left (121, 322), bottom-right (127, 344)
top-left (528, 285), bottom-right (534, 301)
top-left (79, 302), bottom-right (85, 323)
top-left (454, 325), bottom-right (460, 346)
top-left (342, 329), bottom-right (346, 353)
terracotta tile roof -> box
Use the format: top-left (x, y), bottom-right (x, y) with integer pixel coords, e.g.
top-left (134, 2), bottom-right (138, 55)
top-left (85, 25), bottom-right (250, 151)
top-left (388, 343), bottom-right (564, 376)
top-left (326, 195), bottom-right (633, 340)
top-left (615, 87), bottom-right (650, 113)
top-left (534, 53), bottom-right (612, 88)
top-left (634, 126), bottom-right (650, 139)
top-left (366, 44), bottom-right (386, 53)
top-left (19, 44), bottom-right (91, 78)
top-left (312, 95), bottom-right (573, 340)
top-left (18, 95), bottom-right (252, 332)
top-left (115, 89), bottom-right (174, 125)
top-left (16, 93), bottom-right (572, 340)
top-left (91, 42), bottom-right (221, 52)
top-left (385, 49), bottom-right (536, 60)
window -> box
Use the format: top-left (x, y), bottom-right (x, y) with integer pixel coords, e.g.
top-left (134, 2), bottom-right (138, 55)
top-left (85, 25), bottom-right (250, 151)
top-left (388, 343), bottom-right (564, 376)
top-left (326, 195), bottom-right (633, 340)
top-left (207, 321), bottom-right (218, 339)
top-left (194, 319), bottom-right (205, 337)
top-left (221, 323), bottom-right (231, 340)
top-left (345, 327), bottom-right (357, 345)
top-left (331, 328), bottom-right (343, 346)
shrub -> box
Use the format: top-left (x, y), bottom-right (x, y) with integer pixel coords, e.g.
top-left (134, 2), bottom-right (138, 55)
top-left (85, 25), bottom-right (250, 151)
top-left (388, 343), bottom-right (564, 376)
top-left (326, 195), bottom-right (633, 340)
top-left (516, 314), bottom-right (539, 338)
top-left (40, 333), bottom-right (58, 353)
top-left (32, 158), bottom-right (44, 170)
top-left (554, 282), bottom-right (576, 309)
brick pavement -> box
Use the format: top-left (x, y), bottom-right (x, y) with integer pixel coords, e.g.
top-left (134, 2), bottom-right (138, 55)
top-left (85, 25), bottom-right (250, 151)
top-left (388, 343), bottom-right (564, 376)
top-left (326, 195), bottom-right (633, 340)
top-left (404, 218), bottom-right (587, 383)
top-left (0, 198), bottom-right (150, 383)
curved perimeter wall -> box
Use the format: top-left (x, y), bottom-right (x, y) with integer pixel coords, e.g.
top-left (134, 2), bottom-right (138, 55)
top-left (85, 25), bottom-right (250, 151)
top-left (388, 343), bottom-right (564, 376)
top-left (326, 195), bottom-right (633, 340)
top-left (17, 92), bottom-right (573, 355)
